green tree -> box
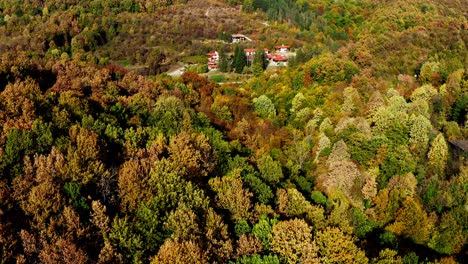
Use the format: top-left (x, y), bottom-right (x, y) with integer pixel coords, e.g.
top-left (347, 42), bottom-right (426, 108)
top-left (408, 114), bottom-right (432, 156)
top-left (218, 49), bottom-right (230, 73)
top-left (257, 154), bottom-right (283, 184)
top-left (233, 45), bottom-right (247, 73)
top-left (252, 47), bottom-right (267, 76)
top-left (252, 216), bottom-right (277, 250)
top-left (253, 95), bottom-right (276, 119)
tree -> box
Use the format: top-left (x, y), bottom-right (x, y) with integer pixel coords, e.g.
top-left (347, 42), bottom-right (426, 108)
top-left (408, 114), bottom-right (432, 156)
top-left (39, 238), bottom-right (88, 264)
top-left (252, 47), bottom-right (267, 76)
top-left (232, 45), bottom-right (247, 73)
top-left (218, 49), bottom-right (230, 73)
top-left (203, 208), bottom-right (234, 261)
top-left (146, 48), bottom-right (167, 75)
top-left (148, 96), bottom-right (191, 136)
top-left (386, 197), bottom-right (434, 245)
top-left (118, 158), bottom-right (151, 213)
top-left (164, 204), bottom-right (200, 241)
top-left (271, 219), bottom-right (319, 264)
top-left (257, 154), bottom-right (283, 184)
top-left (314, 227), bottom-right (368, 264)
top-left (243, 173), bottom-right (274, 204)
top-left (66, 125), bottom-right (108, 185)
top-left (168, 131), bottom-right (217, 179)
top-left (427, 133), bottom-right (448, 177)
top-left (253, 95), bottom-right (276, 119)
top-left (315, 133), bottom-right (331, 160)
top-left (235, 254), bottom-right (280, 264)
top-left (317, 159), bottom-right (363, 203)
top-left (209, 169), bottom-right (253, 221)
top-left (342, 86), bottom-right (360, 113)
top-left (428, 211), bottom-right (465, 254)
top-left (252, 216), bottom-right (277, 250)
top-left (236, 234), bottom-right (262, 257)
top-left (276, 188), bottom-right (325, 227)
top-left (372, 249), bottom-right (403, 264)
top-left (152, 239), bottom-right (208, 264)
top-left (326, 140), bottom-right (351, 166)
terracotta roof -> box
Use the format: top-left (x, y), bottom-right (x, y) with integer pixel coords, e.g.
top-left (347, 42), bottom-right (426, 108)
top-left (244, 48), bottom-right (256, 52)
top-left (275, 45), bottom-right (290, 49)
top-left (448, 140), bottom-right (468, 153)
top-left (272, 53), bottom-right (288, 61)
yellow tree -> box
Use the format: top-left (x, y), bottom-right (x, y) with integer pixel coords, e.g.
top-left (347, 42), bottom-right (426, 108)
top-left (386, 197), bottom-right (434, 245)
top-left (271, 219), bottom-right (320, 264)
top-left (209, 169), bottom-right (253, 221)
top-left (314, 227), bottom-right (368, 264)
top-left (168, 131), bottom-right (216, 179)
top-left (427, 133), bottom-right (448, 177)
top-left (372, 249), bottom-right (402, 264)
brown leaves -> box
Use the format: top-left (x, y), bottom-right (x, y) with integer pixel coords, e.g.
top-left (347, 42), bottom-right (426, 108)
top-left (168, 131), bottom-right (216, 179)
top-left (236, 234), bottom-right (262, 257)
top-left (0, 79), bottom-right (41, 131)
top-left (66, 125), bottom-right (108, 185)
top-left (39, 238), bottom-right (88, 264)
top-left (152, 239), bottom-right (208, 264)
top-left (118, 158), bottom-right (151, 213)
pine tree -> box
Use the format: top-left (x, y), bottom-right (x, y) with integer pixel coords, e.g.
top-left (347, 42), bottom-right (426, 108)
top-left (218, 49), bottom-right (230, 73)
top-left (252, 46), bottom-right (267, 76)
top-left (232, 45), bottom-right (247, 74)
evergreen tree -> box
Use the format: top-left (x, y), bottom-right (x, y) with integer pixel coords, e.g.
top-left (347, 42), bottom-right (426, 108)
top-left (252, 46), bottom-right (268, 76)
top-left (218, 49), bottom-right (230, 73)
top-left (232, 45), bottom-right (247, 74)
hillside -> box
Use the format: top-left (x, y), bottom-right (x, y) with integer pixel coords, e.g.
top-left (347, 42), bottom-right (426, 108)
top-left (0, 0), bottom-right (467, 263)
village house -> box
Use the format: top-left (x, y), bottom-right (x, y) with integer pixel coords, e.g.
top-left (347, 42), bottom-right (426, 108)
top-left (244, 48), bottom-right (270, 62)
top-left (232, 34), bottom-right (252, 43)
top-left (207, 51), bottom-right (219, 62)
top-left (275, 45), bottom-right (291, 53)
top-left (244, 48), bottom-right (256, 57)
top-left (207, 61), bottom-right (218, 70)
top-left (271, 53), bottom-right (288, 62)
top-left (207, 51), bottom-right (219, 71)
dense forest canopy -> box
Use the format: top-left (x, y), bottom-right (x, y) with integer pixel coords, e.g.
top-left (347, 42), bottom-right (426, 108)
top-left (0, 0), bottom-right (467, 263)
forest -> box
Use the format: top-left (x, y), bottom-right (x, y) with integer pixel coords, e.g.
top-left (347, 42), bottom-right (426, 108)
top-left (0, 0), bottom-right (466, 263)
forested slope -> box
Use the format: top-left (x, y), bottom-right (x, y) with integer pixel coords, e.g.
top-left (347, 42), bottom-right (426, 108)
top-left (0, 0), bottom-right (467, 263)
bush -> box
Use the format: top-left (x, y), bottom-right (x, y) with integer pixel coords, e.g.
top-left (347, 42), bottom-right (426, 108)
top-left (210, 74), bottom-right (225, 83)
